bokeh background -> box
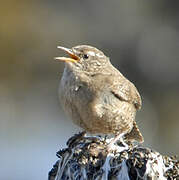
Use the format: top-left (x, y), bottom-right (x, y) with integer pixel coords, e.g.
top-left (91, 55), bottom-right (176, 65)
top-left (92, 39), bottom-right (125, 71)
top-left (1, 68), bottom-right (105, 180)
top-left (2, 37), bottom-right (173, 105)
top-left (1, 0), bottom-right (179, 179)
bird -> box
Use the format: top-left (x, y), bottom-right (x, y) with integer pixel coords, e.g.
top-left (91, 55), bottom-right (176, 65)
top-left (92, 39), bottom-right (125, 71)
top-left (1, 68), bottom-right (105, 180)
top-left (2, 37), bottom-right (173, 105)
top-left (55, 45), bottom-right (144, 146)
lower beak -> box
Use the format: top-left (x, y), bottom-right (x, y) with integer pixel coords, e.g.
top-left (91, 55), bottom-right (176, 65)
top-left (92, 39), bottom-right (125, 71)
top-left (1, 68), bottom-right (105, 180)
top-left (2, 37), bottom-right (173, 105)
top-left (55, 46), bottom-right (79, 63)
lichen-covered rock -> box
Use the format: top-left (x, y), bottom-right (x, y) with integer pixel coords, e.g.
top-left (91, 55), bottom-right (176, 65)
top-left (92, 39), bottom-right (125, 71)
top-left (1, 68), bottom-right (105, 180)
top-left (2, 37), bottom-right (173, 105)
top-left (49, 132), bottom-right (179, 180)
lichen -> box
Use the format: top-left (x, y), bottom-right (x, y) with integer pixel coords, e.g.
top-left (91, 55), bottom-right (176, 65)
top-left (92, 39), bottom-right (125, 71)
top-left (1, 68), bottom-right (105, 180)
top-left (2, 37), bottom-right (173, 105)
top-left (49, 132), bottom-right (179, 180)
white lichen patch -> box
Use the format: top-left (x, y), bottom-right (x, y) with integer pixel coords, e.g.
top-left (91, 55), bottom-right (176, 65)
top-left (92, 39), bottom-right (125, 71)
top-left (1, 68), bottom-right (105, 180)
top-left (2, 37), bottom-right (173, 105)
top-left (144, 152), bottom-right (169, 180)
top-left (88, 51), bottom-right (95, 56)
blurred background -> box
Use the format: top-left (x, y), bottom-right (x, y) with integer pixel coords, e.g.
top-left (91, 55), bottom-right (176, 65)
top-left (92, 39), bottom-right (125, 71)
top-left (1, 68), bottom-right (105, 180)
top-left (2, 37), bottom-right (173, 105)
top-left (1, 0), bottom-right (179, 179)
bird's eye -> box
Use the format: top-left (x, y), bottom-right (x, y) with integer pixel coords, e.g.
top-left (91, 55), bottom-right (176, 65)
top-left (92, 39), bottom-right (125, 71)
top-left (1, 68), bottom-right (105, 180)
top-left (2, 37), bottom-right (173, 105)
top-left (83, 54), bottom-right (89, 59)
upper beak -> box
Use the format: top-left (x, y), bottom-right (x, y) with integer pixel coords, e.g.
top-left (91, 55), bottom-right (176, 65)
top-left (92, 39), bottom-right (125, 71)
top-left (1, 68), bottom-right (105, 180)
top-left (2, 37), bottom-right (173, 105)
top-left (54, 46), bottom-right (79, 63)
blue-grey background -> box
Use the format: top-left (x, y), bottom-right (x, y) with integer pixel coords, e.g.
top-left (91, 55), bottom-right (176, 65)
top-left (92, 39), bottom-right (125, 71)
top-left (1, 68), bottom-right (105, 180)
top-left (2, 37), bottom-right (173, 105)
top-left (1, 1), bottom-right (179, 179)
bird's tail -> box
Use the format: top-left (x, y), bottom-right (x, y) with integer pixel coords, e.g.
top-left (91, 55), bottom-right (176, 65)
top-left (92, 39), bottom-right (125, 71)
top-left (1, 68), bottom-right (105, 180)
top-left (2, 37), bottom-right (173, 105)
top-left (125, 121), bottom-right (144, 143)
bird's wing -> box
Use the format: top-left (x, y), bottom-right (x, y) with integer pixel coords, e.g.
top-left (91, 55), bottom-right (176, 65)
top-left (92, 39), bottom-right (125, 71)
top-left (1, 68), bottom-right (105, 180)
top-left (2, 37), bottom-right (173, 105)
top-left (109, 75), bottom-right (142, 110)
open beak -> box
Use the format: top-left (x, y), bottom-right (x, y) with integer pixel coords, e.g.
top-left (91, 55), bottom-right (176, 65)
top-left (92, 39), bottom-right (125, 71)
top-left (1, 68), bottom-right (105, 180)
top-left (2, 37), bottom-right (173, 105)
top-left (55, 46), bottom-right (79, 63)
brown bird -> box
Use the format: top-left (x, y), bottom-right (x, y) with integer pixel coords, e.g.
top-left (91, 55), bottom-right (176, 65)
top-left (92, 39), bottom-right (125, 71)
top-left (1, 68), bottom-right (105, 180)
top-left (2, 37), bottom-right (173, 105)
top-left (55, 45), bottom-right (143, 145)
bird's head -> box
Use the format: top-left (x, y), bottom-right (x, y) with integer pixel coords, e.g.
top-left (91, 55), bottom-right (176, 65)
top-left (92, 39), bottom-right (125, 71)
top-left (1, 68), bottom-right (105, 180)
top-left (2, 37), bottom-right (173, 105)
top-left (55, 45), bottom-right (109, 72)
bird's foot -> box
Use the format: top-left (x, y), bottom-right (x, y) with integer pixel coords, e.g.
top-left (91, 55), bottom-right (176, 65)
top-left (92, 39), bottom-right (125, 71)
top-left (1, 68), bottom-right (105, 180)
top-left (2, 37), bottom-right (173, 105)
top-left (107, 133), bottom-right (129, 153)
top-left (107, 142), bottom-right (128, 153)
top-left (84, 134), bottom-right (102, 143)
top-left (67, 131), bottom-right (86, 147)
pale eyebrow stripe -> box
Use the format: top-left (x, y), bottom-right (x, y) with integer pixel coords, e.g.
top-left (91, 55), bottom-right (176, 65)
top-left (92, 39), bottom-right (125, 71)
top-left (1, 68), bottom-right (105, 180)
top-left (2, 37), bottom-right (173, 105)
top-left (88, 51), bottom-right (95, 56)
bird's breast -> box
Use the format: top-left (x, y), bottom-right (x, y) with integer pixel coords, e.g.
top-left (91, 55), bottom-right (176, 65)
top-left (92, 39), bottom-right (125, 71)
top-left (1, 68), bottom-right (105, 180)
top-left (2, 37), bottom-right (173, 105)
top-left (59, 68), bottom-right (136, 135)
top-left (59, 69), bottom-right (94, 126)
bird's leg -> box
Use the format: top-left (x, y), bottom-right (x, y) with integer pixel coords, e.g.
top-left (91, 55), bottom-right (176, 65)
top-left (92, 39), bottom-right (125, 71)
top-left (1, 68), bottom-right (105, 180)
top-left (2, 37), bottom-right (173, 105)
top-left (104, 135), bottom-right (108, 141)
top-left (84, 133), bottom-right (102, 142)
top-left (107, 133), bottom-right (129, 152)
